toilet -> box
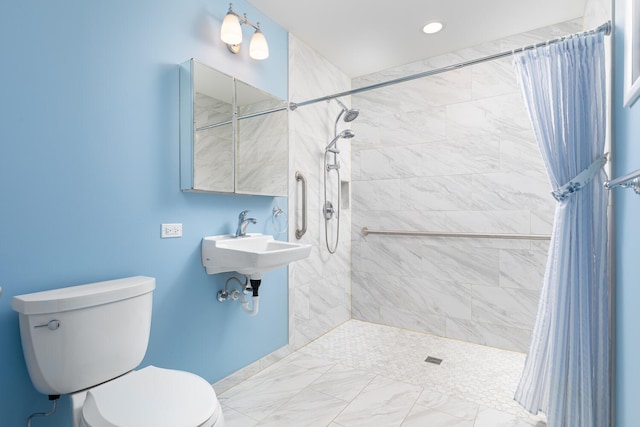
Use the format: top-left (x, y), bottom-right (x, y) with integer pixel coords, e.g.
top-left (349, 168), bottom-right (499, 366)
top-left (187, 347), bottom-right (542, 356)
top-left (11, 276), bottom-right (225, 427)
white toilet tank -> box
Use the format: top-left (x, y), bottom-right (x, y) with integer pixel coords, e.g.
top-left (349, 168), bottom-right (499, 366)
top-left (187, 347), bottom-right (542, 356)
top-left (12, 276), bottom-right (155, 395)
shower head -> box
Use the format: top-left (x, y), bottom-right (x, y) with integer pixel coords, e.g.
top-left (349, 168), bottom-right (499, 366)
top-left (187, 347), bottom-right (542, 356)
top-left (333, 98), bottom-right (359, 141)
top-left (334, 98), bottom-right (360, 123)
top-left (340, 129), bottom-right (355, 139)
top-left (343, 109), bottom-right (359, 122)
top-left (326, 129), bottom-right (355, 153)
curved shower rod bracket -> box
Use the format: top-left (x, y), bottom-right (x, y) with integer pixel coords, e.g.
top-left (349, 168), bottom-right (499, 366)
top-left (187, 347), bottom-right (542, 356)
top-left (604, 169), bottom-right (640, 195)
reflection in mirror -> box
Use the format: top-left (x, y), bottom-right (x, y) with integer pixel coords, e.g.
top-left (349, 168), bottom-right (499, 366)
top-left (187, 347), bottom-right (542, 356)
top-left (179, 59), bottom-right (288, 196)
top-left (180, 59), bottom-right (235, 193)
top-left (236, 80), bottom-right (288, 196)
top-left (192, 61), bottom-right (234, 192)
top-left (194, 122), bottom-right (233, 192)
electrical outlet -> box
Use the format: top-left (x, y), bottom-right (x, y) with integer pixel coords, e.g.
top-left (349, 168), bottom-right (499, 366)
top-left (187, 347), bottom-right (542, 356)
top-left (161, 223), bottom-right (182, 238)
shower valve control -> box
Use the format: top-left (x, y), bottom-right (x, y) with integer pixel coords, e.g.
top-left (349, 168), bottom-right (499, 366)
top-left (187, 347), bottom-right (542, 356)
top-left (323, 201), bottom-right (335, 220)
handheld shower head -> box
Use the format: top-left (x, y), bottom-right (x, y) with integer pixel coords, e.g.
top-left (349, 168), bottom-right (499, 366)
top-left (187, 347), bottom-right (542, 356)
top-left (339, 129), bottom-right (355, 139)
top-left (326, 129), bottom-right (355, 153)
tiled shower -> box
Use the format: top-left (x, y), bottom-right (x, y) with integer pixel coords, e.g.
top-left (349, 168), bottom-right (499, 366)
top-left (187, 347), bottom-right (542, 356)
top-left (288, 20), bottom-right (583, 353)
top-left (350, 18), bottom-right (584, 352)
top-left (218, 14), bottom-right (608, 427)
top-left (288, 34), bottom-right (353, 349)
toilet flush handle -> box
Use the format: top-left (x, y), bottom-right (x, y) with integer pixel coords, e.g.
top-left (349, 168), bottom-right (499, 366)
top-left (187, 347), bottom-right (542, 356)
top-left (34, 320), bottom-right (60, 331)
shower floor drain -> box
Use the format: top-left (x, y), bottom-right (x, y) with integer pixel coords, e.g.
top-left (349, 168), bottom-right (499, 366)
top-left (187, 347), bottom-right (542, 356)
top-left (425, 356), bottom-right (443, 365)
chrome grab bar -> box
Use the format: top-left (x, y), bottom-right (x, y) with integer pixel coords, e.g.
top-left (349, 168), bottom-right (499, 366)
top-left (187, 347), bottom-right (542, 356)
top-left (295, 171), bottom-right (307, 239)
top-left (361, 227), bottom-right (551, 240)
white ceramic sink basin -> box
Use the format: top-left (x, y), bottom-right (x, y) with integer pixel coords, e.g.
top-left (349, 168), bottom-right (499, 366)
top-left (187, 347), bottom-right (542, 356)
top-left (201, 233), bottom-right (311, 278)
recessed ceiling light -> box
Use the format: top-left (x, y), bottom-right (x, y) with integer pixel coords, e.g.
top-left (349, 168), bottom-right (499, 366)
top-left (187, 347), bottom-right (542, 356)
top-left (423, 21), bottom-right (444, 34)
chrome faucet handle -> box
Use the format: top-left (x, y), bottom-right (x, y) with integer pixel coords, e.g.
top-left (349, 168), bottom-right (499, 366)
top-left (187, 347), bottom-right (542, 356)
top-left (236, 210), bottom-right (257, 237)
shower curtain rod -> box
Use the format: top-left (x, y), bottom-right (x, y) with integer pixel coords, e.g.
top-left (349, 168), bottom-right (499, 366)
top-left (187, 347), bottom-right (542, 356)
top-left (195, 105), bottom-right (289, 132)
top-left (289, 21), bottom-right (611, 110)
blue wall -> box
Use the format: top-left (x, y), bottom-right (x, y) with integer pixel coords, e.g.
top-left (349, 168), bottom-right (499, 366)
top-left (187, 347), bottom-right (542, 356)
top-left (613, 1), bottom-right (640, 425)
top-left (0, 1), bottom-right (289, 425)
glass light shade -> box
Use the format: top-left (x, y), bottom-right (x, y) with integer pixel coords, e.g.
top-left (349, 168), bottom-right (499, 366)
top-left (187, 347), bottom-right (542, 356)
top-left (422, 21), bottom-right (444, 34)
top-left (221, 13), bottom-right (242, 45)
top-left (249, 30), bottom-right (269, 60)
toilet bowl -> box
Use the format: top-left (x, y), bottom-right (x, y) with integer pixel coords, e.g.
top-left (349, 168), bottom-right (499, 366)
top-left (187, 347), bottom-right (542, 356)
top-left (74, 366), bottom-right (224, 427)
top-left (11, 276), bottom-right (225, 427)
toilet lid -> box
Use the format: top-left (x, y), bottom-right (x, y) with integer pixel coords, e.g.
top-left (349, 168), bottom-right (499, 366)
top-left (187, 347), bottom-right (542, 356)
top-left (82, 366), bottom-right (218, 427)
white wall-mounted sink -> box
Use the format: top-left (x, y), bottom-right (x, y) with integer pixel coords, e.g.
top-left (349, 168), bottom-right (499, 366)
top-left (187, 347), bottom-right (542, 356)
top-left (201, 233), bottom-right (311, 278)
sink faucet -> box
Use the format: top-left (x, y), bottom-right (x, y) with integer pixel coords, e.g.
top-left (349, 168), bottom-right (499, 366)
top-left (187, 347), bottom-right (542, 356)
top-left (236, 210), bottom-right (257, 237)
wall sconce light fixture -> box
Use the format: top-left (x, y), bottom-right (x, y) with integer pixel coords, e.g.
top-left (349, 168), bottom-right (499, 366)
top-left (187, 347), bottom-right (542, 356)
top-left (220, 3), bottom-right (269, 60)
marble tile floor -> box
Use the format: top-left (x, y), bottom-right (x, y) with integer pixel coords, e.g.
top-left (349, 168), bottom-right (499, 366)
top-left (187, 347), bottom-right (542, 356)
top-left (216, 320), bottom-right (547, 427)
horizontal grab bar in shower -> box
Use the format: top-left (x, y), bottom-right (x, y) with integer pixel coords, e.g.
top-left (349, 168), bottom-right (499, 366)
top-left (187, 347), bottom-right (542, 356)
top-left (361, 227), bottom-right (551, 241)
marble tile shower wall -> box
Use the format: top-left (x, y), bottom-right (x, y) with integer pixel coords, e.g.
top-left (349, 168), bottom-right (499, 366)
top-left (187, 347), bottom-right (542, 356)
top-left (194, 94), bottom-right (233, 191)
top-left (288, 34), bottom-right (352, 349)
top-left (350, 19), bottom-right (583, 352)
top-left (237, 99), bottom-right (288, 196)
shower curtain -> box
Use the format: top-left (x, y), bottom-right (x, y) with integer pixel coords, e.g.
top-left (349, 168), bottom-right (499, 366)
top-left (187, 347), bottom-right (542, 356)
top-left (512, 31), bottom-right (609, 426)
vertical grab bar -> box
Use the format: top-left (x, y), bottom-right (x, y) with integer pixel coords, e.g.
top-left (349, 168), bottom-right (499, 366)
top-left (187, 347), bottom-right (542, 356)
top-left (295, 171), bottom-right (307, 239)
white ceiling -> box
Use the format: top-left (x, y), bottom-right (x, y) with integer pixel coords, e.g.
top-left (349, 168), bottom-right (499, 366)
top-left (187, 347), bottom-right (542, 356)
top-left (248, 0), bottom-right (587, 77)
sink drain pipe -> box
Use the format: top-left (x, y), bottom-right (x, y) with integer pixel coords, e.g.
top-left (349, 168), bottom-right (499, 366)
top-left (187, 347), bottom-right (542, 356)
top-left (217, 276), bottom-right (261, 316)
top-left (240, 279), bottom-right (261, 316)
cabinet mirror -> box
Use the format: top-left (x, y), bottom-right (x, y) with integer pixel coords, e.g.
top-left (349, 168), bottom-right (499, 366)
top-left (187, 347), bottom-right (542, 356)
top-left (179, 59), bottom-right (288, 196)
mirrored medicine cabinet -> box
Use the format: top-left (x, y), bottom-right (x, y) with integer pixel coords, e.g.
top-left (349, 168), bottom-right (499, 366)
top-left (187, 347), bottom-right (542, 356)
top-left (179, 59), bottom-right (288, 196)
